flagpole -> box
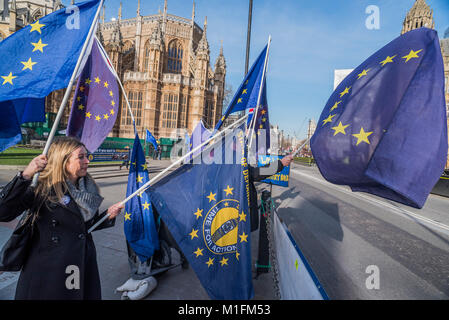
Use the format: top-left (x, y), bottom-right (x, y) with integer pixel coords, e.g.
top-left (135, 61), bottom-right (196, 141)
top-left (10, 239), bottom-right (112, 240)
top-left (88, 114), bottom-right (250, 234)
top-left (292, 137), bottom-right (311, 158)
top-left (31, 0), bottom-right (104, 187)
top-left (247, 35), bottom-right (271, 153)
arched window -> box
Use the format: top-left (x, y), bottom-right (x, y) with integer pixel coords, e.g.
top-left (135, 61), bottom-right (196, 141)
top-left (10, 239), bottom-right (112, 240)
top-left (162, 94), bottom-right (178, 128)
top-left (167, 40), bottom-right (183, 73)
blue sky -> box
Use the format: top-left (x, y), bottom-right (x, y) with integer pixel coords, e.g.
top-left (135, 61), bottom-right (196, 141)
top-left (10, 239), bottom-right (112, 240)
top-left (66, 0), bottom-right (449, 140)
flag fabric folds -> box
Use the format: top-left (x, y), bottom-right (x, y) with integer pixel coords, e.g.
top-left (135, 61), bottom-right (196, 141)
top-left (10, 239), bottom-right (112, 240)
top-left (149, 123), bottom-right (254, 300)
top-left (213, 45), bottom-right (268, 132)
top-left (247, 81), bottom-right (270, 155)
top-left (146, 129), bottom-right (158, 150)
top-left (124, 134), bottom-right (159, 262)
top-left (0, 0), bottom-right (101, 152)
top-left (311, 28), bottom-right (447, 208)
top-left (67, 38), bottom-right (119, 152)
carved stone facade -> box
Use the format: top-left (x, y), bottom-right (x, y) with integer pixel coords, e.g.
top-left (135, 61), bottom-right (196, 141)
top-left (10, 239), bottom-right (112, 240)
top-left (98, 0), bottom-right (226, 140)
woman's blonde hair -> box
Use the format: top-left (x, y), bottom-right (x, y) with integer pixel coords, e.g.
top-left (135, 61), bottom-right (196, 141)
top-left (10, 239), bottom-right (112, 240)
top-left (35, 136), bottom-right (87, 203)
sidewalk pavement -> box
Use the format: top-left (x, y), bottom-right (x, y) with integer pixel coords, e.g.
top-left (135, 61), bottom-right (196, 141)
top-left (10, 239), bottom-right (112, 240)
top-left (0, 159), bottom-right (277, 300)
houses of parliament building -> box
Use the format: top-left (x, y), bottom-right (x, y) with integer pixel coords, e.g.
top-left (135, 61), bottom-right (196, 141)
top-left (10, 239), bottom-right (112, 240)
top-left (1, 0), bottom-right (226, 141)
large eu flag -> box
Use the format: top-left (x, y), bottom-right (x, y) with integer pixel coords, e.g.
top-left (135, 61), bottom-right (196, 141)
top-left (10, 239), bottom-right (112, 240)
top-left (149, 123), bottom-right (254, 300)
top-left (311, 28), bottom-right (447, 208)
top-left (124, 134), bottom-right (159, 262)
top-left (67, 38), bottom-right (119, 152)
top-left (213, 45), bottom-right (268, 132)
top-left (0, 0), bottom-right (101, 152)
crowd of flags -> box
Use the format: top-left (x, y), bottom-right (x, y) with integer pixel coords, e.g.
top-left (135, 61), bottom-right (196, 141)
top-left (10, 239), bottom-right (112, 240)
top-left (0, 0), bottom-right (447, 299)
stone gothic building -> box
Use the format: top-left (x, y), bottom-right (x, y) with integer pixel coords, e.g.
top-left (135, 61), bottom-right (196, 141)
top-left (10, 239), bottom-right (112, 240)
top-left (98, 0), bottom-right (226, 140)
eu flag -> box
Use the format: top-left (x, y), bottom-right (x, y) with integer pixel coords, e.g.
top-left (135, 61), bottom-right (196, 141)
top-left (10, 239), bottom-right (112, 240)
top-left (149, 123), bottom-right (254, 300)
top-left (311, 28), bottom-right (447, 208)
top-left (67, 38), bottom-right (119, 152)
top-left (0, 0), bottom-right (101, 152)
top-left (213, 45), bottom-right (268, 132)
top-left (124, 134), bottom-right (159, 262)
top-left (146, 129), bottom-right (158, 150)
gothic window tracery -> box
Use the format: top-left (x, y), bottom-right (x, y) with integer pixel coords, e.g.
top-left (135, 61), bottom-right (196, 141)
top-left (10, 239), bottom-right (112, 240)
top-left (162, 94), bottom-right (178, 128)
top-left (167, 40), bottom-right (183, 73)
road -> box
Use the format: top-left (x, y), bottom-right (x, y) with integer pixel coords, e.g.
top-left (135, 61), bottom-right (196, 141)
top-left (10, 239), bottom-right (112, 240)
top-left (271, 163), bottom-right (449, 299)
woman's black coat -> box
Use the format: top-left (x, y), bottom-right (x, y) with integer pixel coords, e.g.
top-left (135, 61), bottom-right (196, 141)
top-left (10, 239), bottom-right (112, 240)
top-left (0, 173), bottom-right (115, 300)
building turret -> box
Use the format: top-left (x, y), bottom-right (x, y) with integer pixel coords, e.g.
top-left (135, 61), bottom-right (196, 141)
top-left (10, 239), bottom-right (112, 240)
top-left (401, 0), bottom-right (434, 34)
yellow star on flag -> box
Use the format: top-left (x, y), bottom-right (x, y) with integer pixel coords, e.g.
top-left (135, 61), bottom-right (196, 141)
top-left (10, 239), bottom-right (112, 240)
top-left (110, 109), bottom-right (115, 115)
top-left (141, 163), bottom-right (148, 170)
top-left (330, 101), bottom-right (341, 111)
top-left (78, 104), bottom-right (85, 111)
top-left (124, 212), bottom-right (131, 221)
top-left (223, 185), bottom-right (233, 196)
top-left (94, 77), bottom-right (101, 83)
top-left (331, 122), bottom-right (350, 136)
top-left (242, 88), bottom-right (248, 94)
top-left (142, 201), bottom-right (150, 210)
top-left (357, 68), bottom-right (370, 79)
top-left (402, 49), bottom-right (422, 63)
top-left (236, 252), bottom-right (240, 261)
top-left (322, 114), bottom-right (336, 126)
top-left (352, 127), bottom-right (373, 146)
top-left (85, 78), bottom-right (92, 85)
top-left (339, 86), bottom-right (351, 98)
top-left (194, 248), bottom-right (203, 258)
top-left (239, 211), bottom-right (247, 222)
top-left (206, 258), bottom-right (214, 267)
top-left (109, 90), bottom-right (114, 97)
top-left (189, 228), bottom-right (199, 240)
top-left (206, 191), bottom-right (216, 202)
top-left (220, 257), bottom-right (229, 266)
top-left (31, 39), bottom-right (48, 53)
top-left (136, 175), bottom-right (144, 183)
top-left (1, 72), bottom-right (17, 85)
top-left (29, 20), bottom-right (45, 34)
top-left (104, 81), bottom-right (109, 88)
top-left (193, 208), bottom-right (203, 219)
top-left (95, 115), bottom-right (101, 121)
top-left (380, 55), bottom-right (397, 66)
top-left (239, 232), bottom-right (248, 243)
top-left (237, 98), bottom-right (243, 104)
top-left (111, 100), bottom-right (115, 107)
top-left (86, 112), bottom-right (92, 119)
top-left (21, 58), bottom-right (37, 71)
top-left (103, 114), bottom-right (109, 120)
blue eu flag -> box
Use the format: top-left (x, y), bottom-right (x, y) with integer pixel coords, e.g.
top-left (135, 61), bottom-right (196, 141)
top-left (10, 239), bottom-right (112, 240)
top-left (214, 45), bottom-right (268, 132)
top-left (0, 0), bottom-right (101, 152)
top-left (311, 28), bottom-right (447, 208)
top-left (146, 129), bottom-right (158, 150)
top-left (247, 81), bottom-right (270, 156)
top-left (67, 38), bottom-right (119, 153)
top-left (149, 123), bottom-right (254, 300)
top-left (124, 134), bottom-right (159, 262)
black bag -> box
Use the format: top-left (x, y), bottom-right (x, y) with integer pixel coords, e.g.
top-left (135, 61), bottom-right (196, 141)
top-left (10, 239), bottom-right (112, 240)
top-left (0, 208), bottom-right (36, 272)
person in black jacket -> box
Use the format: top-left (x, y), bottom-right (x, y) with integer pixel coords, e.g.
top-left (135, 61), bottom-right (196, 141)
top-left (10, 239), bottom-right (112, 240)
top-left (248, 154), bottom-right (293, 231)
top-left (0, 137), bottom-right (123, 300)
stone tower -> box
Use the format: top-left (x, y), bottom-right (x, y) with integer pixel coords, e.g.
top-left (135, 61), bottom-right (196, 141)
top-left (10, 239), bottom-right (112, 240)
top-left (401, 0), bottom-right (435, 34)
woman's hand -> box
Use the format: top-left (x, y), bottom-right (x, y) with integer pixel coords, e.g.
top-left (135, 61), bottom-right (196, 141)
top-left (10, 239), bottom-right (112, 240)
top-left (22, 155), bottom-right (48, 180)
top-left (107, 202), bottom-right (124, 220)
top-left (281, 154), bottom-right (294, 167)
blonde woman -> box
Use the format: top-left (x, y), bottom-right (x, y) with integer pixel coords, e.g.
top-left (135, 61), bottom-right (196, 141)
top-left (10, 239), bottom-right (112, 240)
top-left (0, 137), bottom-right (123, 300)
